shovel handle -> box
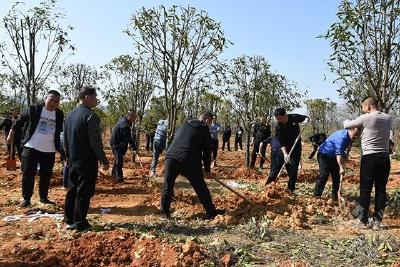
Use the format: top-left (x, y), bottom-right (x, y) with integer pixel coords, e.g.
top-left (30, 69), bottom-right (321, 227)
top-left (212, 176), bottom-right (253, 205)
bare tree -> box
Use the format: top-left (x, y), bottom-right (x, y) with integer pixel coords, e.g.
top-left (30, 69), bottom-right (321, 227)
top-left (55, 63), bottom-right (98, 112)
top-left (0, 0), bottom-right (74, 106)
top-left (125, 5), bottom-right (230, 143)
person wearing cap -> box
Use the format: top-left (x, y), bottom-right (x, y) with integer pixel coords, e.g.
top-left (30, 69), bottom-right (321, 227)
top-left (314, 127), bottom-right (362, 200)
top-left (274, 108), bottom-right (309, 192)
top-left (250, 116), bottom-right (271, 171)
top-left (160, 112), bottom-right (225, 219)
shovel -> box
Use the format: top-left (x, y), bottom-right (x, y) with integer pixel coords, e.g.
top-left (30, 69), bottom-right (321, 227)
top-left (338, 174), bottom-right (345, 207)
top-left (6, 143), bottom-right (16, 171)
top-left (212, 176), bottom-right (253, 205)
top-left (275, 127), bottom-right (305, 183)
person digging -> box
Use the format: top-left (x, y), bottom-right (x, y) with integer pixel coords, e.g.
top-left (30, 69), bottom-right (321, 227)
top-left (160, 112), bottom-right (225, 219)
top-left (274, 108), bottom-right (309, 193)
top-left (314, 127), bottom-right (362, 201)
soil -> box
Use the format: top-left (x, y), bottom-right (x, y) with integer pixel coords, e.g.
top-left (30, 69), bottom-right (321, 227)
top-left (0, 135), bottom-right (399, 266)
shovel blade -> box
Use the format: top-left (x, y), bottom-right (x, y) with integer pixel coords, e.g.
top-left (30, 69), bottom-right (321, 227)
top-left (6, 159), bottom-right (17, 171)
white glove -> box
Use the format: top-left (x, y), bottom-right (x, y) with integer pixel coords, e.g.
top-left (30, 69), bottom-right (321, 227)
top-left (284, 154), bottom-right (291, 164)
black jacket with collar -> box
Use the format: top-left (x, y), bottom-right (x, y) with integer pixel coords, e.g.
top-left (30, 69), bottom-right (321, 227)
top-left (12, 103), bottom-right (64, 152)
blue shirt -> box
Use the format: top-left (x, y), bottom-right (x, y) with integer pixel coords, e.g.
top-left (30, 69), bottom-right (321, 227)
top-left (319, 129), bottom-right (352, 157)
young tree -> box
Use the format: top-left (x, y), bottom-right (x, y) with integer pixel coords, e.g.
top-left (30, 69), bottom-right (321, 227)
top-left (101, 54), bottom-right (156, 122)
top-left (55, 63), bottom-right (98, 112)
top-left (218, 55), bottom-right (305, 166)
top-left (126, 5), bottom-right (229, 144)
top-left (0, 0), bottom-right (74, 106)
top-left (305, 98), bottom-right (337, 134)
top-left (323, 0), bottom-right (400, 112)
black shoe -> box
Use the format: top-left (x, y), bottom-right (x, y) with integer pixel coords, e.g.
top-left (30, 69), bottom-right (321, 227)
top-left (115, 178), bottom-right (124, 183)
top-left (40, 198), bottom-right (56, 205)
top-left (207, 208), bottom-right (226, 219)
top-left (20, 199), bottom-right (31, 208)
top-left (76, 224), bottom-right (91, 233)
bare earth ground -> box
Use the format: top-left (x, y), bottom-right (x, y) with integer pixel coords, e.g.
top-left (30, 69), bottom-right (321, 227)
top-left (0, 134), bottom-right (400, 266)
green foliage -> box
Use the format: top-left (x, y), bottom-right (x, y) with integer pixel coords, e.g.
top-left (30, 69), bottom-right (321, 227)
top-left (322, 0), bottom-right (400, 112)
top-left (218, 55), bottom-right (306, 132)
top-left (101, 54), bottom-right (156, 127)
top-left (55, 63), bottom-right (99, 113)
top-left (305, 98), bottom-right (338, 134)
top-left (141, 96), bottom-right (167, 132)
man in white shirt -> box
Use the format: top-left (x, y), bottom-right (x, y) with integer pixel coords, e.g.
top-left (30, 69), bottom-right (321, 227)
top-left (7, 90), bottom-right (64, 207)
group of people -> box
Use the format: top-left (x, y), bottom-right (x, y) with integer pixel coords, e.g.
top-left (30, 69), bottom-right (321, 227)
top-left (2, 89), bottom-right (393, 230)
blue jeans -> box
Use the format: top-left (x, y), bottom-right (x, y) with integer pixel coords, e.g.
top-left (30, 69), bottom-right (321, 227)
top-left (150, 141), bottom-right (165, 172)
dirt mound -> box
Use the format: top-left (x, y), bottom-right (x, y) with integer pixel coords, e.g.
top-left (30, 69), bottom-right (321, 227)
top-left (1, 230), bottom-right (208, 267)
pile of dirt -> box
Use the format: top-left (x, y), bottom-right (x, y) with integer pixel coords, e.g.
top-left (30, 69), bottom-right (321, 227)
top-left (1, 230), bottom-right (210, 267)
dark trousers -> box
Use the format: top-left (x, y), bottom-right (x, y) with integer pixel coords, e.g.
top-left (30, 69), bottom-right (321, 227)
top-left (286, 149), bottom-right (301, 192)
top-left (235, 137), bottom-right (243, 150)
top-left (250, 141), bottom-right (266, 168)
top-left (146, 135), bottom-right (154, 151)
top-left (150, 141), bottom-right (165, 172)
top-left (314, 153), bottom-right (340, 198)
top-left (222, 138), bottom-right (230, 151)
top-left (266, 149), bottom-right (284, 184)
top-left (308, 144), bottom-right (319, 159)
top-left (359, 153), bottom-right (390, 223)
top-left (211, 139), bottom-right (218, 161)
top-left (21, 147), bottom-right (55, 200)
top-left (111, 146), bottom-right (126, 181)
top-left (64, 160), bottom-right (98, 230)
top-left (161, 158), bottom-right (217, 216)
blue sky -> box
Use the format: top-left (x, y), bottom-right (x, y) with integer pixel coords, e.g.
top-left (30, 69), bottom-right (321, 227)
top-left (0, 0), bottom-right (342, 103)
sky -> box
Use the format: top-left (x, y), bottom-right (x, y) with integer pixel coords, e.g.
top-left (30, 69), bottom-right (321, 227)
top-left (0, 0), bottom-right (342, 104)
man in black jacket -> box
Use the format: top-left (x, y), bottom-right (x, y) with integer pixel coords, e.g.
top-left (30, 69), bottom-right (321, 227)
top-left (222, 124), bottom-right (232, 151)
top-left (7, 90), bottom-right (64, 207)
top-left (63, 87), bottom-right (109, 232)
top-left (110, 111), bottom-right (136, 182)
top-left (250, 117), bottom-right (271, 170)
top-left (274, 108), bottom-right (309, 192)
top-left (160, 112), bottom-right (225, 219)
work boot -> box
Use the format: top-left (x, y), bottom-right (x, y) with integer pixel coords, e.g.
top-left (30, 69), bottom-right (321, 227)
top-left (20, 199), bottom-right (31, 208)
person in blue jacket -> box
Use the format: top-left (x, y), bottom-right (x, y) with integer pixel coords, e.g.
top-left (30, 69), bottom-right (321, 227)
top-left (314, 127), bottom-right (362, 200)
